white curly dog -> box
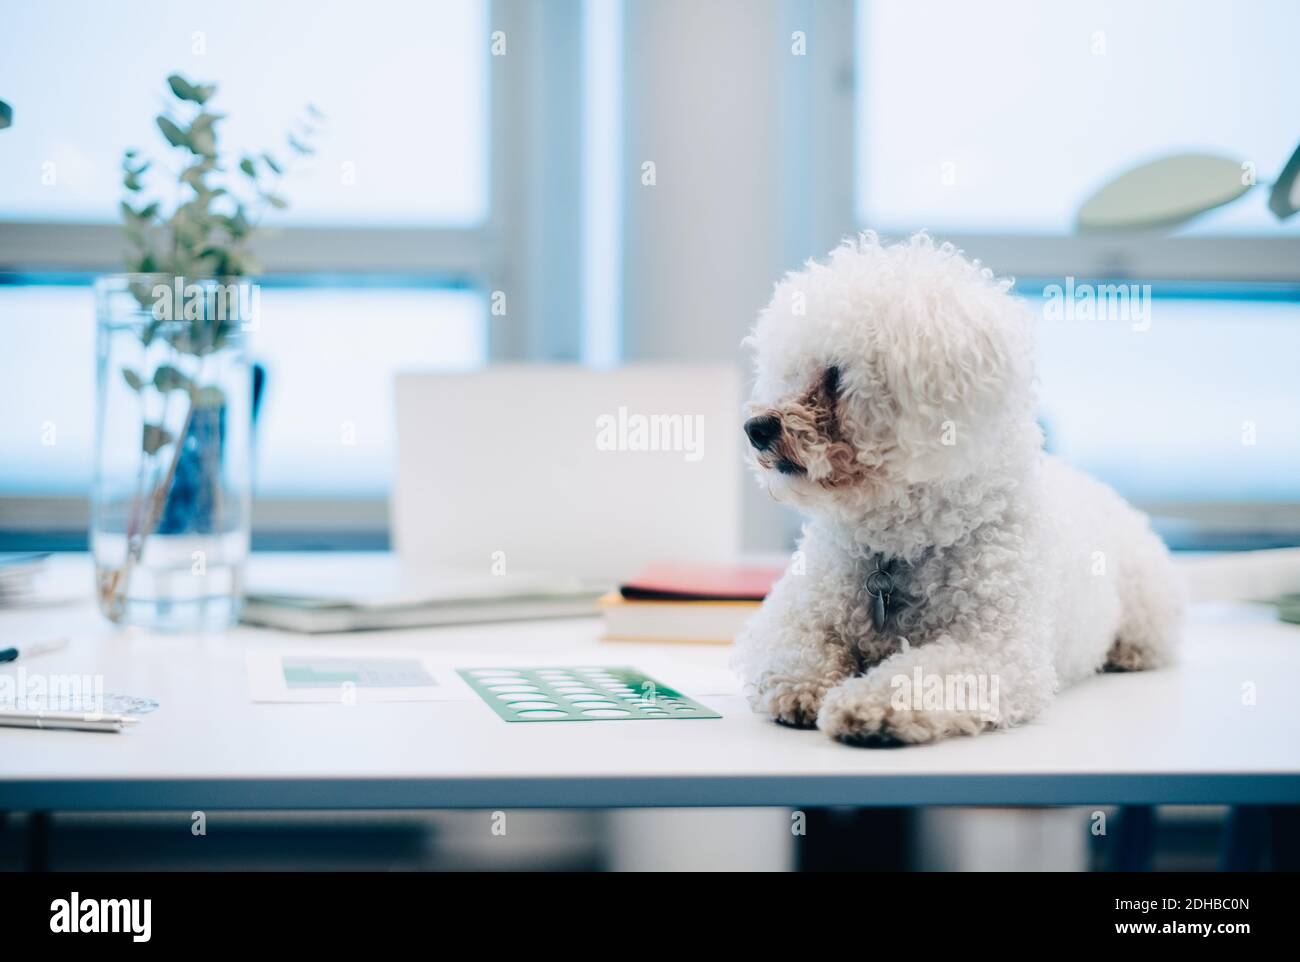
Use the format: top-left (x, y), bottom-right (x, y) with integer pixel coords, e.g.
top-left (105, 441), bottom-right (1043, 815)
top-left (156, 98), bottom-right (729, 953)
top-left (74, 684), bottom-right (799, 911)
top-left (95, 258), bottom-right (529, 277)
top-left (734, 233), bottom-right (1183, 746)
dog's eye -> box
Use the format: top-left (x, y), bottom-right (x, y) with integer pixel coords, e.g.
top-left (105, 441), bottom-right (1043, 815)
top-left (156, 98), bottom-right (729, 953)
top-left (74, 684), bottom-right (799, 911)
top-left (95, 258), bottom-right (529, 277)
top-left (822, 365), bottom-right (841, 399)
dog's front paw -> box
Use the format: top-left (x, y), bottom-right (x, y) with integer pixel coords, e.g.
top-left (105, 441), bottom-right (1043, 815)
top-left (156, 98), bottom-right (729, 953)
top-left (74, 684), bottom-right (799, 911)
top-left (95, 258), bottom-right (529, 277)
top-left (757, 680), bottom-right (827, 729)
top-left (816, 678), bottom-right (973, 746)
top-left (815, 681), bottom-right (904, 745)
top-left (817, 677), bottom-right (998, 746)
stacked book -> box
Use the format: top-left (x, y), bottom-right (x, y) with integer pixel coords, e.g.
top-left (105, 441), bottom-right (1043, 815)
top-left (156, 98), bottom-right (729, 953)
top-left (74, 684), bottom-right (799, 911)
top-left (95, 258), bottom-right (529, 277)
top-left (241, 568), bottom-right (609, 633)
top-left (599, 563), bottom-right (783, 644)
top-left (0, 553), bottom-right (49, 608)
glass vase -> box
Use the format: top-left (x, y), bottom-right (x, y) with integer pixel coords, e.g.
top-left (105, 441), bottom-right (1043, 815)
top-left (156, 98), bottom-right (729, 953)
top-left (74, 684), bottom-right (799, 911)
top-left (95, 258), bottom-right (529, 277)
top-left (92, 275), bottom-right (254, 631)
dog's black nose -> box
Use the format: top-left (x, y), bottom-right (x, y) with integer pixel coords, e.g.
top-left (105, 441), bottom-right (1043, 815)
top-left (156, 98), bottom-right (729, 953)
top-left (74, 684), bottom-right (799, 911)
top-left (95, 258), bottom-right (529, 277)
top-left (744, 414), bottom-right (782, 451)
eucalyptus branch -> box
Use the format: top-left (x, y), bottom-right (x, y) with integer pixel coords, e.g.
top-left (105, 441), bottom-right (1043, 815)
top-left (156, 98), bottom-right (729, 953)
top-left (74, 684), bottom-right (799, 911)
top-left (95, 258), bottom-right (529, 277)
top-left (101, 73), bottom-right (322, 617)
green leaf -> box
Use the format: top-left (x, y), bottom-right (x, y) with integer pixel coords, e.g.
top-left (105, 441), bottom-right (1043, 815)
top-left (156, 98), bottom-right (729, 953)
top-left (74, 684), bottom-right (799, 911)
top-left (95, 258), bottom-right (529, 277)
top-left (191, 253), bottom-right (221, 275)
top-left (287, 134), bottom-right (314, 156)
top-left (261, 152), bottom-right (282, 174)
top-left (156, 115), bottom-right (189, 149)
top-left (141, 318), bottom-right (162, 346)
top-left (122, 155), bottom-right (151, 191)
top-left (166, 74), bottom-right (201, 102)
top-left (188, 113), bottom-right (222, 158)
top-left (188, 127), bottom-right (216, 157)
top-left (180, 159), bottom-right (216, 191)
top-left (122, 368), bottom-right (145, 392)
top-left (153, 364), bottom-right (193, 393)
top-left (142, 424), bottom-right (175, 456)
top-left (193, 84), bottom-right (216, 105)
top-left (262, 193), bottom-right (288, 210)
top-left (239, 156), bottom-right (257, 178)
top-left (0, 100), bottom-right (12, 130)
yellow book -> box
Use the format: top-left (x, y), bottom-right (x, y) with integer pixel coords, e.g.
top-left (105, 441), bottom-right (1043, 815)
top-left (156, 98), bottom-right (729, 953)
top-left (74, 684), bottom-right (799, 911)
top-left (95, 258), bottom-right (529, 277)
top-left (598, 592), bottom-right (760, 645)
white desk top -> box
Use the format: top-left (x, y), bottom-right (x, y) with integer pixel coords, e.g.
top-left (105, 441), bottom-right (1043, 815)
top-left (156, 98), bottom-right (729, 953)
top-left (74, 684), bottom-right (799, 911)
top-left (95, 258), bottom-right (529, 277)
top-left (2, 555), bottom-right (1299, 811)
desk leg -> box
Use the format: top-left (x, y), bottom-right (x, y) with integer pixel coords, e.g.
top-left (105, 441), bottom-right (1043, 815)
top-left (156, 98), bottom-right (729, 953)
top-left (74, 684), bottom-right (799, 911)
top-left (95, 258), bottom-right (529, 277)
top-left (27, 811), bottom-right (51, 873)
top-left (1268, 805), bottom-right (1300, 871)
top-left (1219, 806), bottom-right (1268, 871)
top-left (796, 808), bottom-right (911, 872)
top-left (1110, 805), bottom-right (1155, 872)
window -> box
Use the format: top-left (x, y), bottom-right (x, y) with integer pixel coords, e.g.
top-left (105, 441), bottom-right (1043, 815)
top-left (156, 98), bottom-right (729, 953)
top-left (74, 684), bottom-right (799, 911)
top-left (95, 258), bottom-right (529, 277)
top-left (846, 0), bottom-right (1300, 544)
top-left (1, 0), bottom-right (614, 546)
top-left (855, 0), bottom-right (1299, 237)
top-left (0, 0), bottom-right (488, 226)
top-left (0, 277), bottom-right (485, 498)
top-left (1030, 288), bottom-right (1300, 499)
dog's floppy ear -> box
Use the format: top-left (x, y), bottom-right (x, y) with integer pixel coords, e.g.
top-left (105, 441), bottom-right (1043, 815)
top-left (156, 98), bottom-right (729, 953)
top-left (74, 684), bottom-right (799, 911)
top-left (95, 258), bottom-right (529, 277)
top-left (875, 283), bottom-right (1034, 480)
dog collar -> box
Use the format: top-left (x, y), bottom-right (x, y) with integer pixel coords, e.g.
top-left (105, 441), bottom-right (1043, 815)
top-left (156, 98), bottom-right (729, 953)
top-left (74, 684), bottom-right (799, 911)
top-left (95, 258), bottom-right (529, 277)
top-left (866, 554), bottom-right (913, 631)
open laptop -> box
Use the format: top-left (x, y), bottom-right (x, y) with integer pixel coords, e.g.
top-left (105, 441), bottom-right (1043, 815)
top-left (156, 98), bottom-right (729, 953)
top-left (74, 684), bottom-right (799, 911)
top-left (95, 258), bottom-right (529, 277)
top-left (393, 364), bottom-right (742, 580)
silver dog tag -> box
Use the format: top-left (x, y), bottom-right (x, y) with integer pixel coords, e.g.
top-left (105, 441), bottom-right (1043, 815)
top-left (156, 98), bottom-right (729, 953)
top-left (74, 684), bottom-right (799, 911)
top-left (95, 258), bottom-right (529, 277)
top-left (866, 560), bottom-right (895, 632)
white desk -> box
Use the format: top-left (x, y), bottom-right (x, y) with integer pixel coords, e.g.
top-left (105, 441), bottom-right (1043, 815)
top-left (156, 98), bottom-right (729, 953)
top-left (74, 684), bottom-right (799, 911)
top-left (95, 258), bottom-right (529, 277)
top-left (2, 555), bottom-right (1299, 811)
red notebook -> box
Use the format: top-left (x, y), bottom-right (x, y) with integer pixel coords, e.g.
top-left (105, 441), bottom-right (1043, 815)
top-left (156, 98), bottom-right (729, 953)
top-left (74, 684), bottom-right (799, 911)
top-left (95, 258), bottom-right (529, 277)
top-left (619, 563), bottom-right (784, 602)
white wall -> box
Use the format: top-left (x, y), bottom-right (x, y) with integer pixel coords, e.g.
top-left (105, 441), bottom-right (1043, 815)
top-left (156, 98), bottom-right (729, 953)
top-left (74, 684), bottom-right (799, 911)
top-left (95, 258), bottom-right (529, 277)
top-left (620, 0), bottom-right (854, 551)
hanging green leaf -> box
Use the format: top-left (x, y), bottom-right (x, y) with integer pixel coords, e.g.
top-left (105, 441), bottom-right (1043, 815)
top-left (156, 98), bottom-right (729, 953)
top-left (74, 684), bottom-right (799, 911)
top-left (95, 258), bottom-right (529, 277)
top-left (188, 129), bottom-right (216, 157)
top-left (140, 317), bottom-right (162, 346)
top-left (180, 163), bottom-right (208, 192)
top-left (142, 424), bottom-right (175, 455)
top-left (153, 364), bottom-right (193, 393)
top-left (187, 113), bottom-right (220, 157)
top-left (219, 206), bottom-right (251, 241)
top-left (122, 368), bottom-right (146, 392)
top-left (120, 74), bottom-right (319, 352)
top-left (166, 74), bottom-right (201, 102)
top-left (156, 115), bottom-right (189, 149)
top-left (0, 100), bottom-right (12, 130)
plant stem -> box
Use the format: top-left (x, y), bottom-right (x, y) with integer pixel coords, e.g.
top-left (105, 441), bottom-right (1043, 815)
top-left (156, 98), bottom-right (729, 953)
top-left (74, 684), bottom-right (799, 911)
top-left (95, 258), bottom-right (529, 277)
top-left (100, 398), bottom-right (196, 615)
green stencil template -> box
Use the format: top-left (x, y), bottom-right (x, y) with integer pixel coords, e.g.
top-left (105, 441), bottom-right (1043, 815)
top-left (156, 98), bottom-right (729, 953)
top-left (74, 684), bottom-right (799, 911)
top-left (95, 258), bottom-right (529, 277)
top-left (457, 666), bottom-right (722, 722)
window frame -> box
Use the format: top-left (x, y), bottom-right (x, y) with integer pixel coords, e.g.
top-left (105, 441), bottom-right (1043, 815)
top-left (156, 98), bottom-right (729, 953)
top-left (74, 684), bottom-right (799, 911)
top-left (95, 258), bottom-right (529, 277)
top-left (834, 0), bottom-right (1300, 284)
top-left (0, 0), bottom-right (591, 550)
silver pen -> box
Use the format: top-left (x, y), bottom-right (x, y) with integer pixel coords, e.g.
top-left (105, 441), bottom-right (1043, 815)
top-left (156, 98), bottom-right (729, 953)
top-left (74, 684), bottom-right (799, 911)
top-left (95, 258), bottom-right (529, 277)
top-left (0, 709), bottom-right (139, 733)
